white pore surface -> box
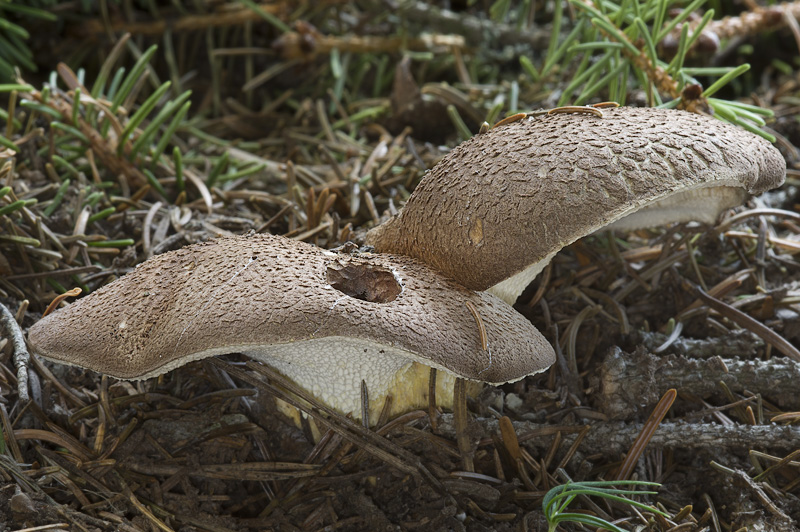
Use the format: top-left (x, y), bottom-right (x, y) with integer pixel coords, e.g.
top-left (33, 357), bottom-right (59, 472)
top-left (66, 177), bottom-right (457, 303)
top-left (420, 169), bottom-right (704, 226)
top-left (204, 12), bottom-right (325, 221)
top-left (605, 186), bottom-right (747, 231)
top-left (243, 336), bottom-right (443, 416)
top-left (488, 186), bottom-right (748, 304)
top-left (488, 250), bottom-right (558, 305)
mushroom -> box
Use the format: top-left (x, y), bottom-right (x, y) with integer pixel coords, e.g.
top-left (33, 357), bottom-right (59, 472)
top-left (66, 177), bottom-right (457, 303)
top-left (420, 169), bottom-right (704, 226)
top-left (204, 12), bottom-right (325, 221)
top-left (366, 106), bottom-right (786, 303)
top-left (27, 233), bottom-right (555, 422)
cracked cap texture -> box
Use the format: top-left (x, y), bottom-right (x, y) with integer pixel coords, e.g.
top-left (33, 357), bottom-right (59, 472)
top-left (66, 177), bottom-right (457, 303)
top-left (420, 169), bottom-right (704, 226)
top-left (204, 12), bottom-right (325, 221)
top-left (366, 106), bottom-right (786, 291)
top-left (28, 233), bottom-right (554, 386)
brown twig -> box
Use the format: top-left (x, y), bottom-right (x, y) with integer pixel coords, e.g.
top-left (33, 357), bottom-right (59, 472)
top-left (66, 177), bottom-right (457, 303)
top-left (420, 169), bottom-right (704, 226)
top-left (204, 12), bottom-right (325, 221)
top-left (682, 280), bottom-right (800, 362)
top-left (615, 389), bottom-right (676, 480)
top-left (42, 287), bottom-right (82, 318)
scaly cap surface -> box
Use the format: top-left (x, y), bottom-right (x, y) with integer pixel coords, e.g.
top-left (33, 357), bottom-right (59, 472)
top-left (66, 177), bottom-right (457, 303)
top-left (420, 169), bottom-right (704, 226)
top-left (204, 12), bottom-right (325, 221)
top-left (367, 107), bottom-right (786, 295)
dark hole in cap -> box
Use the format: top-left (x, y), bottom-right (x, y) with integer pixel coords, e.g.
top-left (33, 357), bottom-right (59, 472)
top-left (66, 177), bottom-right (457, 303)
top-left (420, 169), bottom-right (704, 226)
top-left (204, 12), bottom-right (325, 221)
top-left (326, 261), bottom-right (401, 303)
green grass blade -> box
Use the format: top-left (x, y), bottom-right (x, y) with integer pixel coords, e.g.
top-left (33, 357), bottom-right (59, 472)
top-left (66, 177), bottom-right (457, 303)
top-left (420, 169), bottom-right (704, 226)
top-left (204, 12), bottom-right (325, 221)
top-left (575, 59), bottom-right (628, 104)
top-left (143, 168), bottom-right (168, 198)
top-left (150, 99), bottom-right (191, 165)
top-left (87, 239), bottom-right (135, 248)
top-left (0, 199), bottom-right (36, 216)
top-left (20, 100), bottom-right (62, 120)
top-left (111, 45), bottom-right (158, 111)
top-left (0, 34), bottom-right (36, 71)
top-left (656, 0), bottom-right (707, 43)
top-left (447, 105), bottom-right (472, 141)
top-left (651, 0), bottom-right (668, 42)
top-left (51, 122), bottom-right (90, 144)
top-left (0, 84), bottom-right (33, 92)
top-left (634, 17), bottom-right (657, 64)
top-left (701, 63), bottom-right (750, 98)
top-left (590, 17), bottom-right (640, 55)
top-left (173, 146), bottom-right (184, 192)
top-left (542, 18), bottom-right (587, 76)
top-left (117, 81), bottom-right (172, 154)
top-left (129, 90), bottom-right (191, 160)
top-left (237, 0), bottom-right (291, 33)
top-left (0, 3), bottom-right (58, 20)
top-left (205, 152), bottom-right (230, 188)
top-left (43, 178), bottom-right (70, 217)
top-left (87, 206), bottom-right (116, 223)
top-left (0, 135), bottom-right (17, 152)
top-left (520, 55), bottom-right (540, 82)
top-left (0, 17), bottom-right (29, 40)
top-left (217, 162), bottom-right (266, 184)
top-left (547, 0), bottom-right (564, 60)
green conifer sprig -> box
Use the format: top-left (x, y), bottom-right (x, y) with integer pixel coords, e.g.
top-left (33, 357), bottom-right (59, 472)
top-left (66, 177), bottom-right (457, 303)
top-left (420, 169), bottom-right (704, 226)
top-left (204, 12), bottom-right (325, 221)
top-left (517, 0), bottom-right (776, 141)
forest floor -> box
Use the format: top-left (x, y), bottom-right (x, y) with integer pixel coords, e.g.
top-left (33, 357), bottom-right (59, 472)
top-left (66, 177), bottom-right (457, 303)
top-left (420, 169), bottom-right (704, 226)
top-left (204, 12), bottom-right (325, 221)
top-left (2, 1), bottom-right (800, 531)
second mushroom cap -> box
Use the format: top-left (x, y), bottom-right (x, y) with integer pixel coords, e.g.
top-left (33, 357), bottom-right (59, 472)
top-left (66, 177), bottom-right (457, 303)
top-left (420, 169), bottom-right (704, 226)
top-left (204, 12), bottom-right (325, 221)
top-left (366, 107), bottom-right (786, 303)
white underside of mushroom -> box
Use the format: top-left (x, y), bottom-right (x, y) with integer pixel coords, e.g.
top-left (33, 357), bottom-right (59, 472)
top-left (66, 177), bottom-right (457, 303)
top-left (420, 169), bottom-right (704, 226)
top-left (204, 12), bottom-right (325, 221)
top-left (488, 250), bottom-right (558, 305)
top-left (604, 185), bottom-right (747, 231)
top-left (488, 185), bottom-right (748, 304)
top-left (37, 336), bottom-right (538, 423)
top-left (245, 337), bottom-right (464, 417)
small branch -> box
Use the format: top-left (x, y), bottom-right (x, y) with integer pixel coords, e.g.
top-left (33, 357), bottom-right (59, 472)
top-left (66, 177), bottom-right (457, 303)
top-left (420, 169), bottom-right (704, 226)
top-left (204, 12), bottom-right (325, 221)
top-left (633, 329), bottom-right (763, 360)
top-left (708, 2), bottom-right (792, 43)
top-left (0, 301), bottom-right (29, 401)
top-left (598, 347), bottom-right (800, 419)
top-left (438, 415), bottom-right (800, 455)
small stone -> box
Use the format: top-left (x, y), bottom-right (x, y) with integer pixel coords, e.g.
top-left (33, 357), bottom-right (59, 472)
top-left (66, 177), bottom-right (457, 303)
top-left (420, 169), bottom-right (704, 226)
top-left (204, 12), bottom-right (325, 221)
top-left (505, 393), bottom-right (523, 411)
top-left (10, 491), bottom-right (36, 515)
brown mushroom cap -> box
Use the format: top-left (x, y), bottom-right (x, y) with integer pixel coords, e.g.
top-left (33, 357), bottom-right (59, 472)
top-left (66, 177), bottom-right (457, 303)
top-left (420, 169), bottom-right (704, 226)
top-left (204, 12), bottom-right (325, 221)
top-left (28, 233), bottom-right (554, 417)
top-left (366, 107), bottom-right (786, 301)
